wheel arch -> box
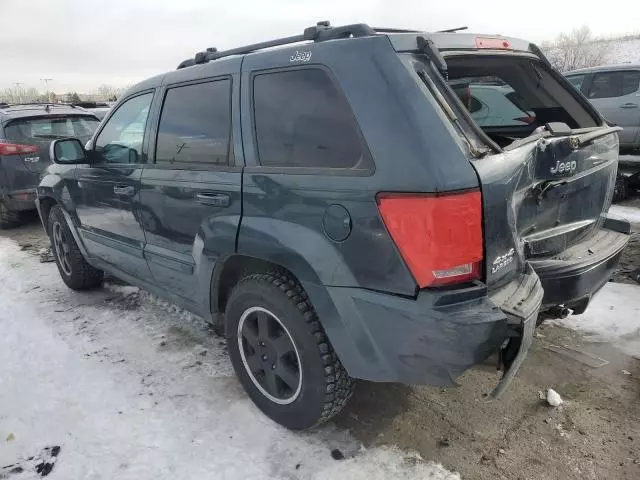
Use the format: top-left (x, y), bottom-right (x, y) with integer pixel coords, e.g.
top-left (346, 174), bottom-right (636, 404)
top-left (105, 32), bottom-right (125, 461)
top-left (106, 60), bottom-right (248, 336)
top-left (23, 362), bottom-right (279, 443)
top-left (37, 195), bottom-right (58, 235)
top-left (211, 254), bottom-right (313, 316)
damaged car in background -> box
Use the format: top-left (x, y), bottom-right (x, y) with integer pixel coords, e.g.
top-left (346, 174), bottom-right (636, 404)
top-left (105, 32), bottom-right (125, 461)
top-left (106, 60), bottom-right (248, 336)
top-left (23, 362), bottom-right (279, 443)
top-left (37, 23), bottom-right (629, 429)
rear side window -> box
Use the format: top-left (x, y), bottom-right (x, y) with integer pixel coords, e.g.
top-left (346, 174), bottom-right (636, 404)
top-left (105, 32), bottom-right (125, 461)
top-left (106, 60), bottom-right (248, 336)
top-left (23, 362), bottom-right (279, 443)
top-left (155, 79), bottom-right (231, 166)
top-left (252, 68), bottom-right (371, 170)
top-left (587, 71), bottom-right (640, 99)
top-left (4, 116), bottom-right (99, 143)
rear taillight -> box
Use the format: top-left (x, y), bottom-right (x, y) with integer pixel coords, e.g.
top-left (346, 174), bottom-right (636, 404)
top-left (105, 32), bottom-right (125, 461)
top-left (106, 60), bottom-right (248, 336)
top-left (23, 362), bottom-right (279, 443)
top-left (377, 190), bottom-right (483, 288)
top-left (0, 142), bottom-right (39, 156)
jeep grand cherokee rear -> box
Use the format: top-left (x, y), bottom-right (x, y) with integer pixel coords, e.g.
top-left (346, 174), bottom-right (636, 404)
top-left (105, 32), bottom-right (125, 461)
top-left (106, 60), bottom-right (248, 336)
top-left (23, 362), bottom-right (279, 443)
top-left (38, 24), bottom-right (629, 430)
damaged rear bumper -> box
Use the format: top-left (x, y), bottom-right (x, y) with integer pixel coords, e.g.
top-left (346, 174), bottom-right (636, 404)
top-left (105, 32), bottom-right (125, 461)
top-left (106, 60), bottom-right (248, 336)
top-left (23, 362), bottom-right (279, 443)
top-left (309, 265), bottom-right (543, 396)
top-left (529, 222), bottom-right (630, 312)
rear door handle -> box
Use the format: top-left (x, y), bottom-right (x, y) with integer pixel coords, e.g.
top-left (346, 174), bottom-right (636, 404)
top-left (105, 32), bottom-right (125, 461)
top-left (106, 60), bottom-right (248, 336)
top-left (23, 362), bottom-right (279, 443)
top-left (620, 103), bottom-right (638, 109)
top-left (113, 185), bottom-right (135, 196)
top-left (196, 192), bottom-right (230, 207)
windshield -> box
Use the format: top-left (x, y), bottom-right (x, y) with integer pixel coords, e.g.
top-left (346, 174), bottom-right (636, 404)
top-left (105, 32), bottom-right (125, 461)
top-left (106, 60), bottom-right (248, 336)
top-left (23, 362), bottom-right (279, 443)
top-left (4, 115), bottom-right (100, 143)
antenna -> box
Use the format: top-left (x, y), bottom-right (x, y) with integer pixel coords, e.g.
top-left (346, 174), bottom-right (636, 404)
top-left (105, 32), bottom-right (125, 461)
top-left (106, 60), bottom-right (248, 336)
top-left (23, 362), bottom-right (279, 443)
top-left (437, 26), bottom-right (469, 33)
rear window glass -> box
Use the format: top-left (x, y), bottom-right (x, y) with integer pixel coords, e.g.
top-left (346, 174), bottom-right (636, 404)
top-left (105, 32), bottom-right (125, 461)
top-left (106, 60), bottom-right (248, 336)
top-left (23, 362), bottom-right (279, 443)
top-left (252, 68), bottom-right (372, 170)
top-left (4, 116), bottom-right (99, 143)
top-left (449, 77), bottom-right (534, 127)
top-left (587, 71), bottom-right (640, 99)
top-left (445, 56), bottom-right (599, 134)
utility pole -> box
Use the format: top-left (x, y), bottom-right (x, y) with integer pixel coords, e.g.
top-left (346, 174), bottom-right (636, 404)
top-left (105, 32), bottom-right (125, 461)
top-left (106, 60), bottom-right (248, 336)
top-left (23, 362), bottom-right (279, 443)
top-left (13, 82), bottom-right (23, 103)
top-left (40, 78), bottom-right (53, 102)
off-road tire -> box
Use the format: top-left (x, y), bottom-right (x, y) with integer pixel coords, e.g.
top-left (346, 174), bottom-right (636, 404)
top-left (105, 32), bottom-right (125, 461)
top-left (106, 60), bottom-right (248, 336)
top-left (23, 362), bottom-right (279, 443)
top-left (225, 272), bottom-right (354, 430)
top-left (48, 205), bottom-right (104, 290)
top-left (0, 201), bottom-right (21, 229)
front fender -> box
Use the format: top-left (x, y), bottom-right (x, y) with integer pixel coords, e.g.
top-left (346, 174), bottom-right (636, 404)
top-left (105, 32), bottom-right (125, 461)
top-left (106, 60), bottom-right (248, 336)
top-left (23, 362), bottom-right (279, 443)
top-left (37, 167), bottom-right (89, 258)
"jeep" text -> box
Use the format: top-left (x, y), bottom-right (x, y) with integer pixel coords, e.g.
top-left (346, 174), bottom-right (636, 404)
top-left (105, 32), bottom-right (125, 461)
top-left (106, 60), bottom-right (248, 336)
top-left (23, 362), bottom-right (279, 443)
top-left (550, 160), bottom-right (577, 175)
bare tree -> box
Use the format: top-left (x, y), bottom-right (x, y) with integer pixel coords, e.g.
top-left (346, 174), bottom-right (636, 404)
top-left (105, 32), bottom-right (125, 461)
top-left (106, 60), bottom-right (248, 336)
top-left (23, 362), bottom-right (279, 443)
top-left (96, 84), bottom-right (118, 101)
top-left (0, 86), bottom-right (41, 103)
top-left (542, 26), bottom-right (611, 72)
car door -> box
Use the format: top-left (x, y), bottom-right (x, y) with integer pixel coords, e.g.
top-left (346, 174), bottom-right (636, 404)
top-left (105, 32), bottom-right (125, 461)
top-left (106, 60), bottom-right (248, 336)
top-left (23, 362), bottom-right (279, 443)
top-left (137, 75), bottom-right (242, 306)
top-left (585, 70), bottom-right (640, 148)
top-left (73, 91), bottom-right (154, 279)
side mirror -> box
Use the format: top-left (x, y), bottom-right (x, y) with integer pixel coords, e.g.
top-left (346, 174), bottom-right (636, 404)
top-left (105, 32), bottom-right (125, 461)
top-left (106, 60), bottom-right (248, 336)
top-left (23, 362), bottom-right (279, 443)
top-left (50, 138), bottom-right (87, 164)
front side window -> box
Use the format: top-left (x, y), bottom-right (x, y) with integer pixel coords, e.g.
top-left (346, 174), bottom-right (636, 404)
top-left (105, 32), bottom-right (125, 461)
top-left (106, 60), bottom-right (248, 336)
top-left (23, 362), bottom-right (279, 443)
top-left (95, 93), bottom-right (153, 164)
top-left (588, 71), bottom-right (640, 99)
top-left (155, 80), bottom-right (231, 166)
top-left (253, 68), bottom-right (371, 170)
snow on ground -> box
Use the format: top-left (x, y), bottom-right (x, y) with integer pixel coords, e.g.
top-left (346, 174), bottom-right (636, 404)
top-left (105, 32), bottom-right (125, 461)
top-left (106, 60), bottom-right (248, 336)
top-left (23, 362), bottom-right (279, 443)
top-left (556, 282), bottom-right (640, 357)
top-left (0, 238), bottom-right (459, 480)
top-left (608, 204), bottom-right (640, 224)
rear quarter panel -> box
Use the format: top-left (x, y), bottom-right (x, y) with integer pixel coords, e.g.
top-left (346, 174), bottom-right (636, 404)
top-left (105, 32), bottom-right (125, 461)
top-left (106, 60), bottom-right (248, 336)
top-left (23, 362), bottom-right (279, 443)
top-left (238, 36), bottom-right (481, 296)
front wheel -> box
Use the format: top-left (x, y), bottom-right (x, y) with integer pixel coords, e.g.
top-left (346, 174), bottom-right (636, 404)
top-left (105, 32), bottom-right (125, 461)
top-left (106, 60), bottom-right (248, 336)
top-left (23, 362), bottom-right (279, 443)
top-left (48, 205), bottom-right (104, 290)
top-left (225, 272), bottom-right (354, 430)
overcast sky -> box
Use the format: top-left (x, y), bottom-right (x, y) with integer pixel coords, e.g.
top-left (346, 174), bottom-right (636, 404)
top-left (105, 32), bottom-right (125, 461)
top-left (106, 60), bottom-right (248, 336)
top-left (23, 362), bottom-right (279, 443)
top-left (1, 0), bottom-right (638, 92)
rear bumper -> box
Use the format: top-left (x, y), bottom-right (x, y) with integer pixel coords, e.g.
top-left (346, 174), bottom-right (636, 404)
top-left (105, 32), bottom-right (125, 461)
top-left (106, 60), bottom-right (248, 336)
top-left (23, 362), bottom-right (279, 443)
top-left (306, 266), bottom-right (542, 394)
top-left (530, 224), bottom-right (630, 310)
top-left (3, 188), bottom-right (37, 211)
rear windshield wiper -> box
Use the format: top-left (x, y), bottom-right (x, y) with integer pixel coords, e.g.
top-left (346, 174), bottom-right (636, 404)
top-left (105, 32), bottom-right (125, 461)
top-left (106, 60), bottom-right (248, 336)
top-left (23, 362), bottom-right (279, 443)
top-left (504, 124), bottom-right (621, 151)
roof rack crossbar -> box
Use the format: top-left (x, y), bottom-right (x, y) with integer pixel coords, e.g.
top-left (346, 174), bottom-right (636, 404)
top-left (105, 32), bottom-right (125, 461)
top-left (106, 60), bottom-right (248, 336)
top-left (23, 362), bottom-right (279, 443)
top-left (178, 21), bottom-right (377, 69)
top-left (0, 103), bottom-right (77, 109)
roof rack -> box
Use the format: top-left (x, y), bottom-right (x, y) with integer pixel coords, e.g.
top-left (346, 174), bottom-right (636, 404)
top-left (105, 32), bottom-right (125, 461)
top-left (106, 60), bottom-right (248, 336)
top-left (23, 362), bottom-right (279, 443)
top-left (0, 102), bottom-right (77, 109)
top-left (178, 21), bottom-right (377, 69)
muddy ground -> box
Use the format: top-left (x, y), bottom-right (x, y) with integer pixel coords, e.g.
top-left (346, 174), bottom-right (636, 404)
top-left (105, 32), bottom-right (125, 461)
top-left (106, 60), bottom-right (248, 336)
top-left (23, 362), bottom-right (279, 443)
top-left (2, 208), bottom-right (639, 480)
top-left (612, 197), bottom-right (640, 284)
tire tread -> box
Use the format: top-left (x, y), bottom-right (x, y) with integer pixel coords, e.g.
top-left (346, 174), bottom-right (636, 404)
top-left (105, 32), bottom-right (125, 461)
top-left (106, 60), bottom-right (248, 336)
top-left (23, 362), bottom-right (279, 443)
top-left (234, 271), bottom-right (354, 426)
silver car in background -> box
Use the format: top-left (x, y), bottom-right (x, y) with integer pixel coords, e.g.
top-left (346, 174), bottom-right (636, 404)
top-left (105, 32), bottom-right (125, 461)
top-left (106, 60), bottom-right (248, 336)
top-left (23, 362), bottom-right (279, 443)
top-left (566, 65), bottom-right (640, 153)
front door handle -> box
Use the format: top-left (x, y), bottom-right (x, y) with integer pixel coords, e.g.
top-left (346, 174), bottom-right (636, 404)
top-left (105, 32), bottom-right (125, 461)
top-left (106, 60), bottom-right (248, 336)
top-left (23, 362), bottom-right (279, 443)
top-left (620, 103), bottom-right (639, 109)
top-left (196, 192), bottom-right (230, 207)
top-left (113, 185), bottom-right (135, 196)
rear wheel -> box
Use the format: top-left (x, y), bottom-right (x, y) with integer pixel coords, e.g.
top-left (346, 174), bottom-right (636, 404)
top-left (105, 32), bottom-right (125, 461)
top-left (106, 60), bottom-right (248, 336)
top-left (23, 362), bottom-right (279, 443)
top-left (0, 201), bottom-right (21, 229)
top-left (225, 272), bottom-right (354, 430)
top-left (48, 205), bottom-right (103, 290)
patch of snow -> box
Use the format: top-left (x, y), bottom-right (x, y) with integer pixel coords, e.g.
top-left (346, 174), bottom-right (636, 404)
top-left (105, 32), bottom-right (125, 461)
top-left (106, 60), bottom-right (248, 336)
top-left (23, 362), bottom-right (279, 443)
top-left (0, 238), bottom-right (458, 480)
top-left (609, 205), bottom-right (640, 224)
top-left (313, 447), bottom-right (460, 480)
top-left (557, 282), bottom-right (640, 356)
top-left (546, 389), bottom-right (563, 407)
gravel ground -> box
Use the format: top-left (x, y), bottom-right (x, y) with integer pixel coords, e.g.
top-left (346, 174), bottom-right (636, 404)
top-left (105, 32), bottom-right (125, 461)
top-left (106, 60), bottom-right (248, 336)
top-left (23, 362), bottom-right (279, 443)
top-left (1, 208), bottom-right (639, 480)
